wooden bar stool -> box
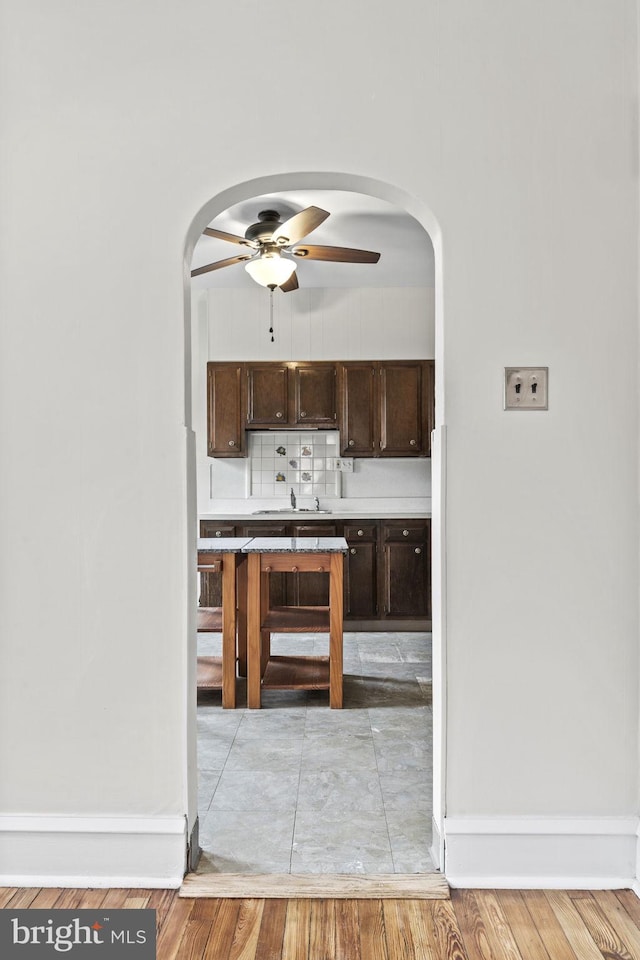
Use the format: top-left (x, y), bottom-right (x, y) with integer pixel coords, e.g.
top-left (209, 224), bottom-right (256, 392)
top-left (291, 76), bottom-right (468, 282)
top-left (197, 537), bottom-right (252, 708)
top-left (243, 538), bottom-right (347, 709)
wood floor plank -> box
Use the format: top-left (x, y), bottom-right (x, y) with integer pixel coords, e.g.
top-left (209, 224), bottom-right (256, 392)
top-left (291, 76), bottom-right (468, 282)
top-left (406, 899), bottom-right (441, 960)
top-left (6, 888), bottom-right (41, 908)
top-left (335, 898), bottom-right (361, 960)
top-left (382, 899), bottom-right (417, 960)
top-left (472, 891), bottom-right (524, 960)
top-left (357, 899), bottom-right (389, 960)
top-left (522, 890), bottom-right (580, 960)
top-left (0, 888), bottom-right (19, 907)
top-left (496, 890), bottom-right (551, 960)
top-left (27, 888), bottom-right (66, 908)
top-left (450, 889), bottom-right (496, 960)
top-left (282, 899), bottom-right (311, 960)
top-left (431, 898), bottom-right (471, 960)
top-left (176, 918), bottom-right (213, 960)
top-left (544, 891), bottom-right (605, 960)
top-left (593, 892), bottom-right (640, 958)
top-left (149, 887), bottom-right (184, 930)
top-left (614, 889), bottom-right (640, 929)
top-left (573, 895), bottom-right (635, 960)
top-left (309, 898), bottom-right (336, 960)
top-left (75, 889), bottom-right (110, 909)
top-left (180, 872), bottom-right (449, 899)
top-left (100, 889), bottom-right (136, 909)
top-left (124, 896), bottom-right (151, 909)
top-left (254, 898), bottom-right (287, 960)
top-left (155, 894), bottom-right (196, 960)
top-left (229, 899), bottom-right (265, 960)
top-left (206, 898), bottom-right (241, 960)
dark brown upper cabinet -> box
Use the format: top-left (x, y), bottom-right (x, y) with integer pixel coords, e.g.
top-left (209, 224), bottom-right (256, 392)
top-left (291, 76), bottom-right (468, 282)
top-left (206, 363), bottom-right (245, 457)
top-left (338, 360), bottom-right (434, 457)
top-left (246, 363), bottom-right (289, 426)
top-left (291, 362), bottom-right (338, 427)
top-left (245, 361), bottom-right (337, 428)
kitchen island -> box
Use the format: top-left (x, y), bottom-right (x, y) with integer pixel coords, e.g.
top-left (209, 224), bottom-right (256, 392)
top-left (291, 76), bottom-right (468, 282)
top-left (242, 537), bottom-right (348, 708)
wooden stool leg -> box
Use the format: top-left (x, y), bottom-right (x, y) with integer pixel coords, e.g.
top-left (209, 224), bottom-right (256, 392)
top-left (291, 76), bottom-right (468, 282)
top-left (329, 552), bottom-right (344, 708)
top-left (247, 553), bottom-right (262, 708)
top-left (221, 555), bottom-right (237, 709)
top-left (236, 556), bottom-right (248, 678)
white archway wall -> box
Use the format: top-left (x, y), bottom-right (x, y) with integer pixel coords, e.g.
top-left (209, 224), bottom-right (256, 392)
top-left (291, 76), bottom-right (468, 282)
top-left (0, 0), bottom-right (637, 886)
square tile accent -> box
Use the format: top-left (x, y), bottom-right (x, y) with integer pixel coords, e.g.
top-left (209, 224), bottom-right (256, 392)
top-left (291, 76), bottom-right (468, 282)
top-left (249, 430), bottom-right (341, 499)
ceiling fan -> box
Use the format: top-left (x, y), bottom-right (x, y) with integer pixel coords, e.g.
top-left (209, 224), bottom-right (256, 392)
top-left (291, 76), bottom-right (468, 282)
top-left (191, 206), bottom-right (381, 292)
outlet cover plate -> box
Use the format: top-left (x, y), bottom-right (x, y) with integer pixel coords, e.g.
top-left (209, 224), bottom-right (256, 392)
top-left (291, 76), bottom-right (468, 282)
top-left (504, 367), bottom-right (548, 410)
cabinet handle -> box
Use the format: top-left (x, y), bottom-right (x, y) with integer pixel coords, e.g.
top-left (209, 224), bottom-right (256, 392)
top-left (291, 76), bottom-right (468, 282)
top-left (410, 439), bottom-right (417, 446)
top-left (415, 547), bottom-right (422, 555)
top-left (215, 531), bottom-right (222, 537)
top-left (276, 411), bottom-right (283, 418)
top-left (228, 439), bottom-right (236, 447)
top-left (357, 529), bottom-right (364, 536)
top-left (350, 548), bottom-right (357, 555)
top-left (300, 411), bottom-right (307, 418)
top-left (403, 529), bottom-right (409, 537)
top-left (348, 439), bottom-right (355, 447)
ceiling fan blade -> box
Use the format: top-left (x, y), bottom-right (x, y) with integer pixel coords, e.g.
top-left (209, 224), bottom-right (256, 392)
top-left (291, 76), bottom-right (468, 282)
top-left (203, 227), bottom-right (257, 247)
top-left (291, 244), bottom-right (381, 264)
top-left (271, 206), bottom-right (330, 246)
top-left (191, 254), bottom-right (252, 278)
top-left (279, 271), bottom-right (299, 293)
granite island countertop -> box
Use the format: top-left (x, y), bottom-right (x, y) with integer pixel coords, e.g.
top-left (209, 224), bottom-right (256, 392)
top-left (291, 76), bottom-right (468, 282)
top-left (241, 536), bottom-right (348, 553)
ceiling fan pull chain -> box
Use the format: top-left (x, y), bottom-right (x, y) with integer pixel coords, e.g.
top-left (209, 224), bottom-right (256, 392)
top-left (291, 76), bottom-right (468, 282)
top-left (269, 286), bottom-right (275, 342)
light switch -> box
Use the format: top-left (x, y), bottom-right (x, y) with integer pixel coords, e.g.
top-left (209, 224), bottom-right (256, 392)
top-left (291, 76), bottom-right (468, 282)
top-left (504, 367), bottom-right (548, 410)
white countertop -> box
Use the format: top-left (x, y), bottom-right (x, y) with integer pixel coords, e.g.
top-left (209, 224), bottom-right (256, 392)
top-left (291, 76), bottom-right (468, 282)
top-left (199, 498), bottom-right (431, 521)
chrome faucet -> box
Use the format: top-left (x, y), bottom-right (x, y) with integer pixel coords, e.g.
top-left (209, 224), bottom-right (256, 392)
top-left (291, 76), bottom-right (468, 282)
top-left (290, 488), bottom-right (297, 509)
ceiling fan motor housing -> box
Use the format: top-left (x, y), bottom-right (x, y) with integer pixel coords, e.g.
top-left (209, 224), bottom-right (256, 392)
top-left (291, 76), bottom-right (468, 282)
top-left (244, 210), bottom-right (284, 244)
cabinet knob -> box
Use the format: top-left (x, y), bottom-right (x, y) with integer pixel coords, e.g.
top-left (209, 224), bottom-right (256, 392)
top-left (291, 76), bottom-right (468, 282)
top-left (348, 439), bottom-right (355, 447)
top-left (291, 565), bottom-right (298, 572)
top-left (265, 565), bottom-right (272, 572)
top-left (357, 529), bottom-right (364, 536)
top-left (410, 439), bottom-right (417, 446)
top-left (228, 439), bottom-right (236, 446)
top-left (276, 411), bottom-right (283, 418)
top-left (403, 529), bottom-right (409, 537)
top-left (215, 531), bottom-right (222, 537)
top-left (300, 411), bottom-right (307, 418)
top-left (415, 547), bottom-right (422, 555)
top-left (350, 548), bottom-right (357, 555)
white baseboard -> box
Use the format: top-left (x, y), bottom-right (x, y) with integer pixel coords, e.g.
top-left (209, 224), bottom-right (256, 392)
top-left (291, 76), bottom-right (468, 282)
top-left (444, 816), bottom-right (638, 889)
top-left (0, 816), bottom-right (187, 888)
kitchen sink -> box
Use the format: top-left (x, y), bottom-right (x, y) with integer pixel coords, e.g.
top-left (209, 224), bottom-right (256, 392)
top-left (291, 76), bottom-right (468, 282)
top-left (251, 508), bottom-right (332, 515)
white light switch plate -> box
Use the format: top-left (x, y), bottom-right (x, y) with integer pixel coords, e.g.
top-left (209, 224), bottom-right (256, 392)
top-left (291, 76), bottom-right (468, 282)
top-left (504, 367), bottom-right (548, 410)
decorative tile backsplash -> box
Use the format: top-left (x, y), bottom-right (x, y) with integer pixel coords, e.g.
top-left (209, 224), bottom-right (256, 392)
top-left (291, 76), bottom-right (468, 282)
top-left (248, 431), bottom-right (341, 499)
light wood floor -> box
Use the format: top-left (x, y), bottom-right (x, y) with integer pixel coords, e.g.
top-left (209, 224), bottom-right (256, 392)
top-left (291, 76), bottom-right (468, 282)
top-left (2, 886), bottom-right (640, 958)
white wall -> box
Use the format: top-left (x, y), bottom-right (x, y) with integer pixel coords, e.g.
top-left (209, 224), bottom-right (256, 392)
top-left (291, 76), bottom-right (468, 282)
top-left (0, 0), bottom-right (637, 885)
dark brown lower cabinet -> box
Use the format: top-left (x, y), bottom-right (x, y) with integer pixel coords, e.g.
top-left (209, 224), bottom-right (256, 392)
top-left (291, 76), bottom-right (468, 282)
top-left (197, 517), bottom-right (431, 624)
top-left (343, 524), bottom-right (378, 618)
top-left (381, 521), bottom-right (430, 619)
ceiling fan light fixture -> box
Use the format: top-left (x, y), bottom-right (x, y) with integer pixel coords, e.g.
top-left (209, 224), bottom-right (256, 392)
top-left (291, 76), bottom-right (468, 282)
top-left (245, 252), bottom-right (296, 288)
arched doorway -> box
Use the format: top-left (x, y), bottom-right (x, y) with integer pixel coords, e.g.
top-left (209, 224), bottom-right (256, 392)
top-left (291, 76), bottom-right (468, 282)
top-left (183, 171), bottom-right (446, 878)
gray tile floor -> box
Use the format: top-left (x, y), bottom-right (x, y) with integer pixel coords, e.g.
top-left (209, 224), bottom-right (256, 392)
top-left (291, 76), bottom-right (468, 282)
top-left (196, 631), bottom-right (434, 875)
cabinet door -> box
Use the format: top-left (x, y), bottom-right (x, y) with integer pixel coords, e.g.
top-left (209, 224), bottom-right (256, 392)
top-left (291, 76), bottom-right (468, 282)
top-left (379, 361), bottom-right (431, 457)
top-left (246, 364), bottom-right (289, 425)
top-left (206, 363), bottom-right (245, 457)
top-left (288, 522), bottom-right (338, 606)
top-left (291, 363), bottom-right (337, 426)
top-left (198, 521), bottom-right (238, 606)
top-left (338, 363), bottom-right (377, 456)
top-left (381, 521), bottom-right (430, 618)
top-left (343, 523), bottom-right (378, 619)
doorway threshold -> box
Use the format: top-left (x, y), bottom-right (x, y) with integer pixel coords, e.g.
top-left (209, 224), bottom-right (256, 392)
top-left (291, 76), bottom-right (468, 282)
top-left (179, 872), bottom-right (449, 899)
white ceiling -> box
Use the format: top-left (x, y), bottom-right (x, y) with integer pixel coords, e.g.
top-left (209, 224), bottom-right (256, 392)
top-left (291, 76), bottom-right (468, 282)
top-left (190, 189), bottom-right (435, 291)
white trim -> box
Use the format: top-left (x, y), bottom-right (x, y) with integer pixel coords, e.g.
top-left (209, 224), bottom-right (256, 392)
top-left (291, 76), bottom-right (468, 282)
top-left (0, 815), bottom-right (186, 888)
top-left (444, 816), bottom-right (638, 889)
